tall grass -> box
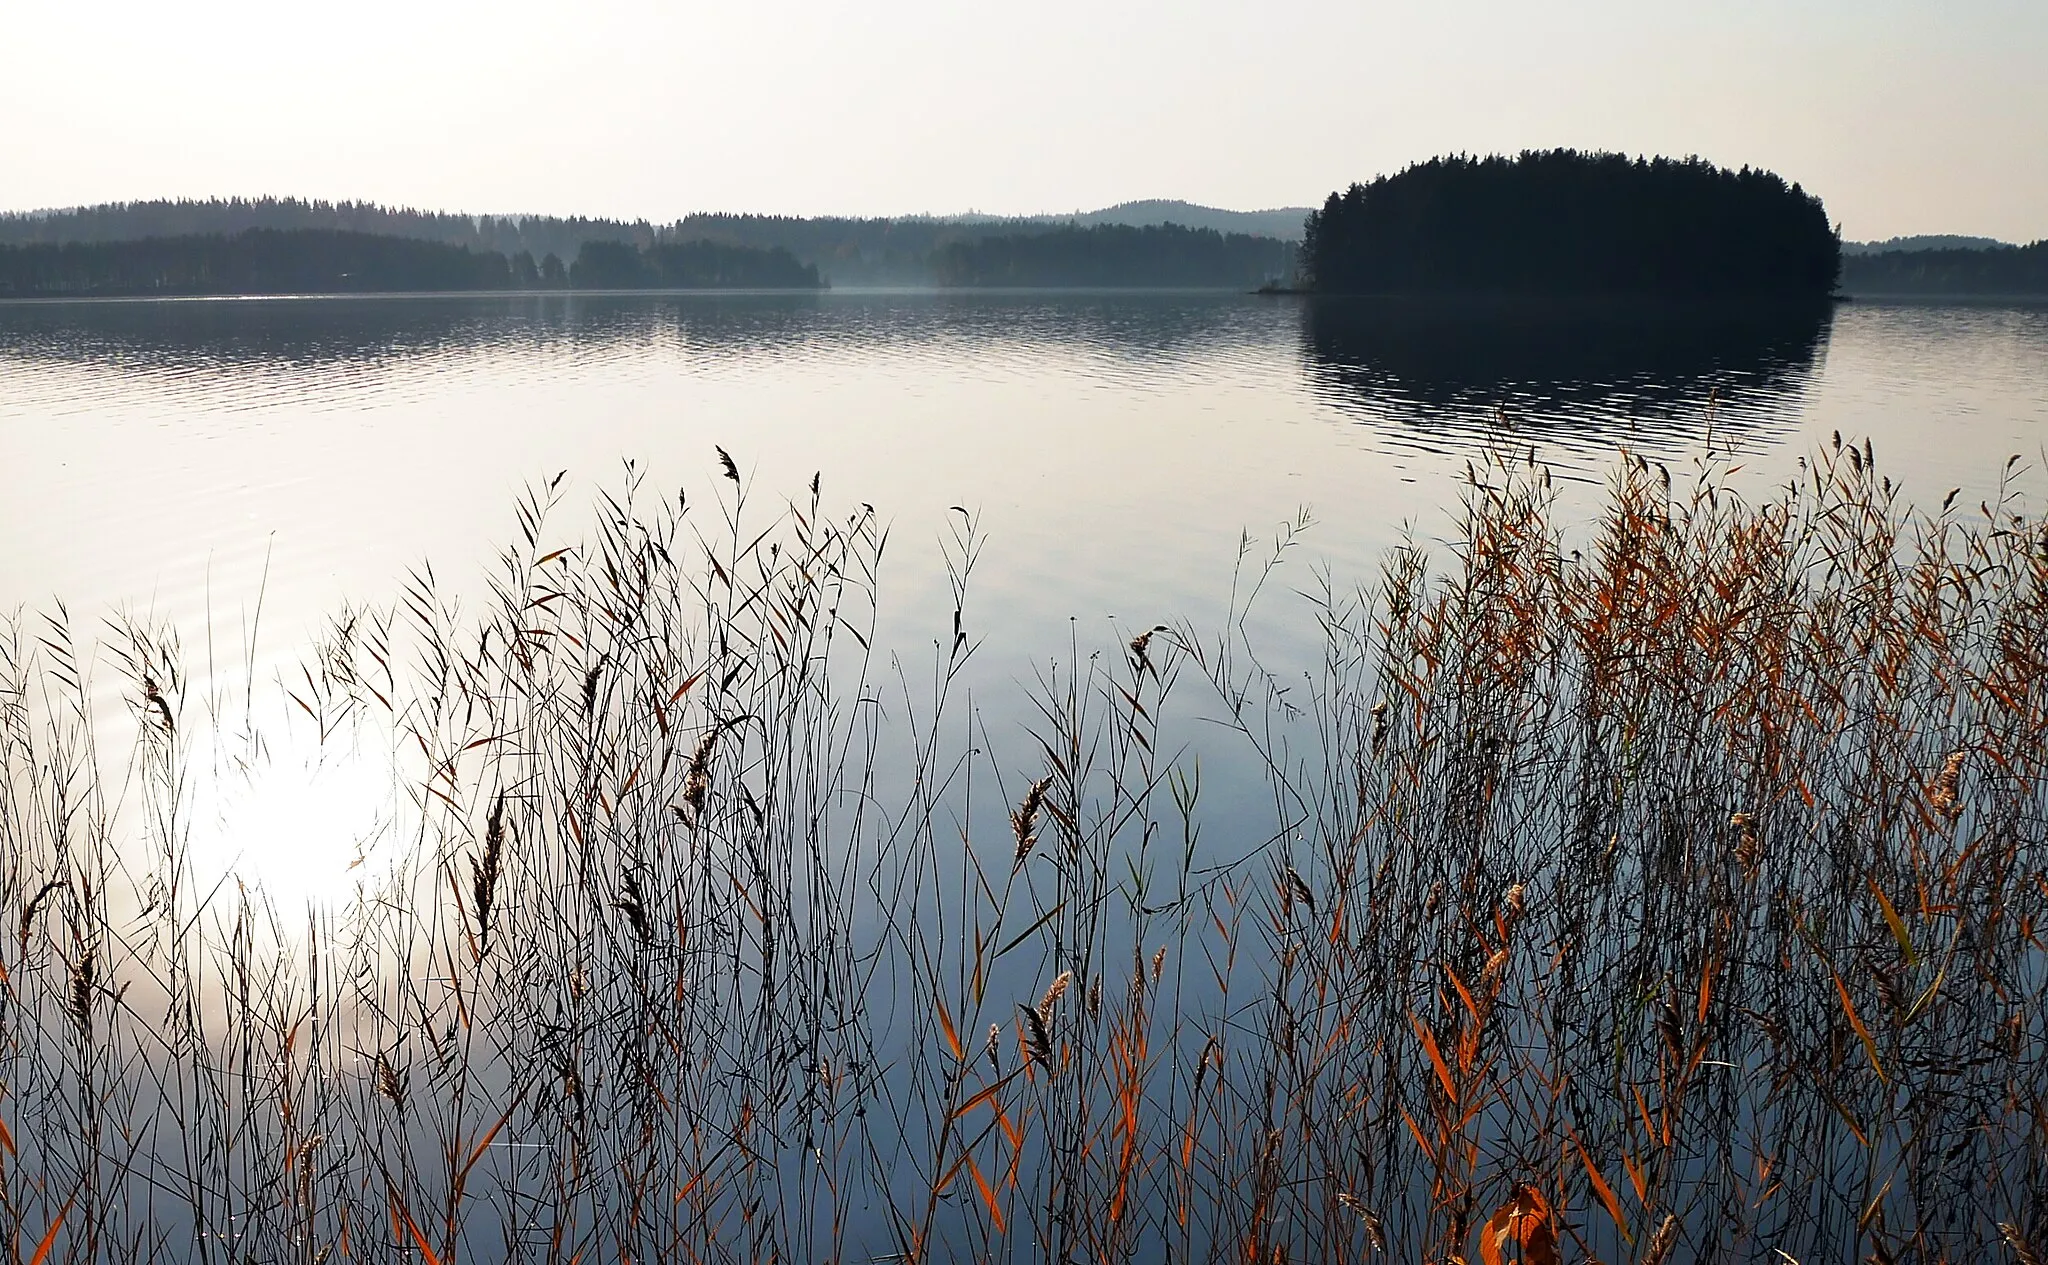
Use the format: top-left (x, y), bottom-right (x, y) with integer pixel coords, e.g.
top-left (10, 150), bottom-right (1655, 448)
top-left (1, 438), bottom-right (2043, 1263)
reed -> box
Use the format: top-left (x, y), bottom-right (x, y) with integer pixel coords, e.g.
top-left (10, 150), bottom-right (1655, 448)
top-left (0, 438), bottom-right (2043, 1263)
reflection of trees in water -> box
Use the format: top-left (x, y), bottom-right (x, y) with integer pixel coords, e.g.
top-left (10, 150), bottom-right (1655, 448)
top-left (1302, 296), bottom-right (1834, 457)
top-left (0, 292), bottom-right (1287, 374)
top-left (0, 294), bottom-right (823, 371)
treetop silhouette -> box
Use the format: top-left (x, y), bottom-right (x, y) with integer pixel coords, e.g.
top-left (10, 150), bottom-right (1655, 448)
top-left (1300, 150), bottom-right (1840, 298)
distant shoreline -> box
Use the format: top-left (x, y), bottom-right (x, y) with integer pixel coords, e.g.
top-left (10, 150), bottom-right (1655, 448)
top-left (0, 284), bottom-right (1284, 306)
top-left (1834, 290), bottom-right (2048, 303)
top-left (5, 286), bottom-right (2043, 308)
top-left (0, 286), bottom-right (836, 304)
top-left (1252, 288), bottom-right (1842, 307)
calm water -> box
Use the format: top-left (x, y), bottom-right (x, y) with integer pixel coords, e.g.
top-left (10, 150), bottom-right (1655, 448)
top-left (5, 292), bottom-right (2044, 651)
top-left (3, 292), bottom-right (2045, 1262)
top-left (2, 291), bottom-right (2045, 894)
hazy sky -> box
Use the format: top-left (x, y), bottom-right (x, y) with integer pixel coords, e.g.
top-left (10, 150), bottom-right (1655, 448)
top-left (4, 0), bottom-right (2044, 241)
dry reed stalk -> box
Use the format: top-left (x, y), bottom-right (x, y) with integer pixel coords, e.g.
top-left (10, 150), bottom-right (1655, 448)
top-left (0, 443), bottom-right (2040, 1262)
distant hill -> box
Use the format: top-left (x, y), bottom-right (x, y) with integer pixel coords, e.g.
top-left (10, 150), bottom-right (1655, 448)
top-left (1843, 234), bottom-right (2012, 256)
top-left (0, 198), bottom-right (651, 264)
top-left (1839, 240), bottom-right (2048, 296)
top-left (0, 196), bottom-right (1308, 287)
top-left (1005, 201), bottom-right (1312, 241)
top-left (0, 229), bottom-right (821, 298)
top-left (933, 223), bottom-right (1293, 288)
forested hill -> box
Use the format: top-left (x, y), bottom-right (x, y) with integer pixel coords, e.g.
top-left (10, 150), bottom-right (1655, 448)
top-left (984, 201), bottom-right (1313, 240)
top-left (0, 229), bottom-right (821, 297)
top-left (0, 199), bottom-right (806, 270)
top-left (1302, 150), bottom-right (1840, 298)
top-left (1843, 234), bottom-right (2011, 256)
top-left (0, 197), bottom-right (1305, 286)
top-left (933, 224), bottom-right (1292, 288)
top-left (1838, 240), bottom-right (2048, 296)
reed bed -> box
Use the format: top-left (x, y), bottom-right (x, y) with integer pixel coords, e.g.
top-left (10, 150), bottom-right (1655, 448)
top-left (1, 438), bottom-right (2044, 1263)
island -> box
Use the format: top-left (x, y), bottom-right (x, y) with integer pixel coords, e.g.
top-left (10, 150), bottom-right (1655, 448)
top-left (1298, 150), bottom-right (1841, 298)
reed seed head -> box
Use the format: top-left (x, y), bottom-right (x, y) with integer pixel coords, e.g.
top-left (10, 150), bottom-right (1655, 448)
top-left (1037, 970), bottom-right (1072, 1025)
top-left (1928, 749), bottom-right (1966, 816)
top-left (374, 1053), bottom-right (406, 1108)
top-left (1011, 775), bottom-right (1051, 868)
top-left (1499, 881), bottom-right (1526, 929)
top-left (1017, 1003), bottom-right (1053, 1071)
top-left (67, 950), bottom-right (94, 1039)
top-left (1642, 1214), bottom-right (1680, 1265)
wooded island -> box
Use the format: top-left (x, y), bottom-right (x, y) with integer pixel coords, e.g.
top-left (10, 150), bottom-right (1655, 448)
top-left (1299, 151), bottom-right (1841, 298)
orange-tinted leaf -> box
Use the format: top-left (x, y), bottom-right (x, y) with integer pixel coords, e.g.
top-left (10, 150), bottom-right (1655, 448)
top-left (936, 996), bottom-right (964, 1062)
top-left (968, 1157), bottom-right (1005, 1233)
top-left (1834, 969), bottom-right (1886, 1082)
top-left (1445, 965), bottom-right (1481, 1026)
top-left (1479, 1201), bottom-right (1512, 1265)
top-left (1400, 1104), bottom-right (1436, 1164)
top-left (952, 1070), bottom-right (1023, 1120)
top-left (1868, 877), bottom-right (1918, 965)
top-left (457, 1100), bottom-right (521, 1186)
top-left (1411, 1012), bottom-right (1458, 1103)
top-left (1576, 1140), bottom-right (1632, 1242)
top-left (388, 1190), bottom-right (444, 1265)
top-left (30, 1197), bottom-right (72, 1265)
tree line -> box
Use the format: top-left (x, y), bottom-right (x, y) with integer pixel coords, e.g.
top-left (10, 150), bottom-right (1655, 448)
top-left (566, 240), bottom-right (819, 289)
top-left (0, 229), bottom-right (820, 297)
top-left (932, 224), bottom-right (1292, 288)
top-left (28, 165), bottom-right (2005, 296)
top-left (1838, 240), bottom-right (2048, 295)
top-left (1301, 150), bottom-right (1840, 298)
top-left (0, 198), bottom-right (1303, 287)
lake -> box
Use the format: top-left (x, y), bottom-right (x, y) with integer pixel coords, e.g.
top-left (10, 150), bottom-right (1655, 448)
top-left (3, 289), bottom-right (2042, 903)
top-left (2, 290), bottom-right (2045, 1261)
top-left (5, 291), bottom-right (2044, 669)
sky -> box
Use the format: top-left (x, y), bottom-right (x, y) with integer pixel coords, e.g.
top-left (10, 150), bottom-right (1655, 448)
top-left (3, 0), bottom-right (2045, 242)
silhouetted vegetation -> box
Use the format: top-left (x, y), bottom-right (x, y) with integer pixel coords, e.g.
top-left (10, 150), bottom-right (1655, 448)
top-left (1302, 151), bottom-right (1840, 298)
top-left (933, 223), bottom-right (1292, 287)
top-left (0, 200), bottom-right (951, 285)
top-left (1842, 234), bottom-right (2011, 256)
top-left (2, 444), bottom-right (2044, 1261)
top-left (0, 229), bottom-right (511, 297)
top-left (0, 197), bottom-right (660, 263)
top-left (0, 197), bottom-right (1307, 287)
top-left (1033, 200), bottom-right (1312, 240)
top-left (0, 229), bottom-right (823, 297)
top-left (569, 239), bottom-right (820, 289)
top-left (1840, 240), bottom-right (2048, 296)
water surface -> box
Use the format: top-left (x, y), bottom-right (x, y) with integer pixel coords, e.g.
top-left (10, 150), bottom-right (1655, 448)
top-left (6, 292), bottom-right (2043, 655)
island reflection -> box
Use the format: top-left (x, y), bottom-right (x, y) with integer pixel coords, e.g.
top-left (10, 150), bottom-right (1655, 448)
top-left (1301, 296), bottom-right (1834, 463)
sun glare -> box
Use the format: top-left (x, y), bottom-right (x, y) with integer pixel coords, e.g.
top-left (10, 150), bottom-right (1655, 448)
top-left (182, 699), bottom-right (399, 916)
